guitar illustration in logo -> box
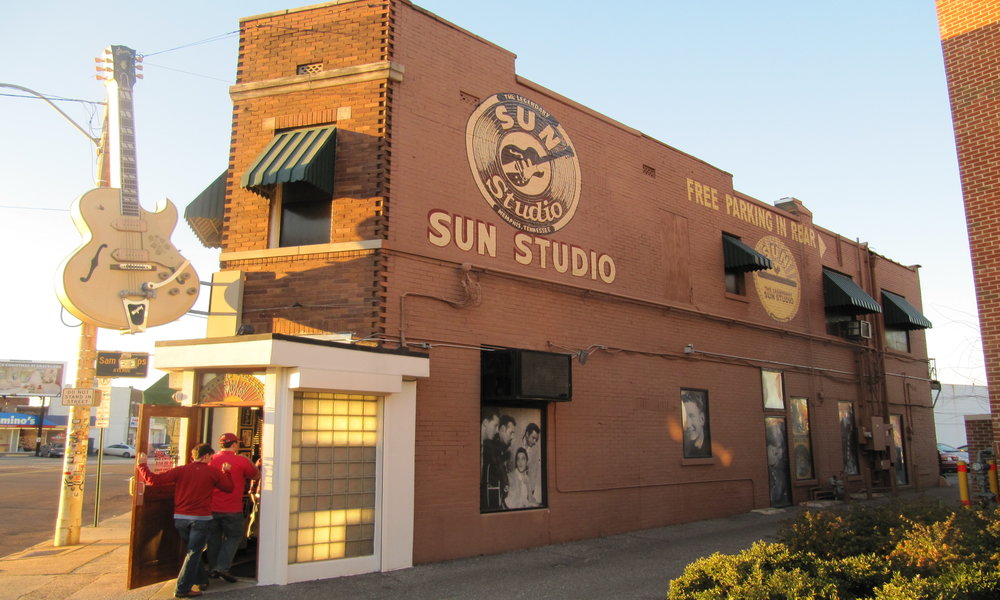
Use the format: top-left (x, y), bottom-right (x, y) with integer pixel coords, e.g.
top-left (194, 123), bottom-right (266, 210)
top-left (56, 45), bottom-right (199, 332)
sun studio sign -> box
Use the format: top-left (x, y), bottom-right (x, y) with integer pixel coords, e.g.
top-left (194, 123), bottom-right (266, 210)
top-left (426, 93), bottom-right (617, 284)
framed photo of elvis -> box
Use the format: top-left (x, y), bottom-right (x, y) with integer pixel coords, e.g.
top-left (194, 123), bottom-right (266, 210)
top-left (680, 389), bottom-right (711, 458)
top-left (480, 405), bottom-right (545, 513)
top-left (239, 427), bottom-right (254, 451)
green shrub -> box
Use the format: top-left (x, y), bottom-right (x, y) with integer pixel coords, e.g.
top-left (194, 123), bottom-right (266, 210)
top-left (668, 499), bottom-right (1000, 600)
top-left (668, 541), bottom-right (841, 600)
top-left (778, 499), bottom-right (956, 559)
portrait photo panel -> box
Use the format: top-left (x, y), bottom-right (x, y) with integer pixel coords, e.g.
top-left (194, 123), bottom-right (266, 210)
top-left (480, 405), bottom-right (545, 513)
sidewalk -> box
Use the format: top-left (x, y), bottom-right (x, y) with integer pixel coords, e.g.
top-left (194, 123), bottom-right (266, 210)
top-left (0, 482), bottom-right (959, 600)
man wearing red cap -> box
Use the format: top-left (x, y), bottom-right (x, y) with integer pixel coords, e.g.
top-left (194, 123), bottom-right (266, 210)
top-left (206, 432), bottom-right (259, 583)
top-left (137, 443), bottom-right (233, 598)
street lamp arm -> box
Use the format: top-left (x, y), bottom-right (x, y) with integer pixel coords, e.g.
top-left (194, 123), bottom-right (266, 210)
top-left (0, 83), bottom-right (100, 146)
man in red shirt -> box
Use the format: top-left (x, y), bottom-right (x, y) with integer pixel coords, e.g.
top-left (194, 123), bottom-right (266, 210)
top-left (206, 432), bottom-right (259, 583)
top-left (137, 443), bottom-right (233, 599)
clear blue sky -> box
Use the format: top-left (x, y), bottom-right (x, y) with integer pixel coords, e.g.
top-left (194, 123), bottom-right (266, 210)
top-left (0, 0), bottom-right (980, 394)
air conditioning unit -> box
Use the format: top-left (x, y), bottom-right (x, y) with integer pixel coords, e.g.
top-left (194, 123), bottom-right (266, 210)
top-left (841, 320), bottom-right (872, 340)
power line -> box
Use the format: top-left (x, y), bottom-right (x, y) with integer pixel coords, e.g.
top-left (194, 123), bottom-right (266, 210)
top-left (140, 62), bottom-right (233, 84)
top-left (140, 30), bottom-right (240, 58)
top-left (0, 92), bottom-right (103, 108)
top-left (0, 205), bottom-right (69, 212)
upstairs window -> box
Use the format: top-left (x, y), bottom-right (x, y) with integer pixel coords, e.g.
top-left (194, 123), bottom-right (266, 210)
top-left (881, 290), bottom-right (932, 353)
top-left (722, 234), bottom-right (773, 295)
top-left (822, 269), bottom-right (880, 339)
top-left (241, 125), bottom-right (337, 248)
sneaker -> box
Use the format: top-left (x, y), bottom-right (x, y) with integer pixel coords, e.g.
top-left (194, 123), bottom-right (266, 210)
top-left (216, 570), bottom-right (238, 583)
top-left (175, 591), bottom-right (203, 598)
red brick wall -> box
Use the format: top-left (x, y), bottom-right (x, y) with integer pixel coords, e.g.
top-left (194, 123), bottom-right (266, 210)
top-left (937, 0), bottom-right (1000, 456)
top-left (964, 415), bottom-right (992, 493)
top-left (225, 0), bottom-right (939, 565)
top-left (223, 1), bottom-right (392, 335)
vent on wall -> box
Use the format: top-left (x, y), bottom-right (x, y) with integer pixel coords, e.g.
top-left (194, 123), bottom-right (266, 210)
top-left (642, 164), bottom-right (656, 178)
top-left (297, 62), bottom-right (323, 75)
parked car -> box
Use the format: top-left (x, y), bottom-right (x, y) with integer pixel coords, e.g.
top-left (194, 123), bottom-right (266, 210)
top-left (103, 443), bottom-right (136, 458)
top-left (40, 444), bottom-right (64, 458)
top-left (937, 443), bottom-right (969, 473)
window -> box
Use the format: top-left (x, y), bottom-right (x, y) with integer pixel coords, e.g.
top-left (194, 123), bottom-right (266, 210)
top-left (822, 269), bottom-right (881, 338)
top-left (289, 392), bottom-right (379, 564)
top-left (890, 414), bottom-right (907, 485)
top-left (241, 125), bottom-right (338, 248)
top-left (722, 234), bottom-right (773, 296)
top-left (765, 417), bottom-right (791, 507)
top-left (480, 406), bottom-right (545, 512)
top-left (270, 181), bottom-right (332, 247)
top-left (680, 389), bottom-right (711, 458)
top-left (838, 402), bottom-right (860, 476)
top-left (761, 369), bottom-right (785, 410)
top-left (790, 397), bottom-right (814, 480)
top-left (881, 290), bottom-right (932, 353)
top-left (885, 328), bottom-right (910, 352)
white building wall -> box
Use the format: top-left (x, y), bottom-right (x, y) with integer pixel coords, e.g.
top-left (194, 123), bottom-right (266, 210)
top-left (934, 383), bottom-right (990, 446)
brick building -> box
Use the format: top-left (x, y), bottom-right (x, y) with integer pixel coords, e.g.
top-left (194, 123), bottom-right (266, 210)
top-left (936, 0), bottom-right (1000, 457)
top-left (139, 0), bottom-right (938, 587)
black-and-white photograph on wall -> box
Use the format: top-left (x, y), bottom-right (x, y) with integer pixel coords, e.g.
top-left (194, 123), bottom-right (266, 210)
top-left (680, 389), bottom-right (711, 458)
top-left (481, 405), bottom-right (544, 512)
top-left (839, 401), bottom-right (860, 476)
top-left (765, 416), bottom-right (791, 507)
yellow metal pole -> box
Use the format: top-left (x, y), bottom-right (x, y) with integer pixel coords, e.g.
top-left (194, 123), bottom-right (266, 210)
top-left (54, 322), bottom-right (97, 546)
top-left (957, 460), bottom-right (971, 508)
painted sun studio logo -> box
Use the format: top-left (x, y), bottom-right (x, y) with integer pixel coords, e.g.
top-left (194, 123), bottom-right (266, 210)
top-left (466, 93), bottom-right (581, 235)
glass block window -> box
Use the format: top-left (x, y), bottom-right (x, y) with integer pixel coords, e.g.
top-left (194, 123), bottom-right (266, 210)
top-left (289, 392), bottom-right (379, 564)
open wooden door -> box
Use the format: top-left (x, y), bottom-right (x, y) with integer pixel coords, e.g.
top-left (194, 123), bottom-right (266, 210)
top-left (126, 404), bottom-right (202, 590)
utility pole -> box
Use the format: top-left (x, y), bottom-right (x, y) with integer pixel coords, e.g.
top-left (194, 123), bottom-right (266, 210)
top-left (54, 323), bottom-right (97, 546)
top-left (0, 83), bottom-right (103, 547)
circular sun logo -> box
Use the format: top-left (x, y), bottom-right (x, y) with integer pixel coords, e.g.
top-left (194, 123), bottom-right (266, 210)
top-left (466, 93), bottom-right (580, 234)
top-left (753, 236), bottom-right (801, 323)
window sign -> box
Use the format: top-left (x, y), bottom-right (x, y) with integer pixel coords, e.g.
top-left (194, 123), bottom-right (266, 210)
top-left (790, 397), bottom-right (814, 480)
top-left (480, 405), bottom-right (544, 513)
top-left (680, 389), bottom-right (711, 458)
top-left (761, 369), bottom-right (785, 410)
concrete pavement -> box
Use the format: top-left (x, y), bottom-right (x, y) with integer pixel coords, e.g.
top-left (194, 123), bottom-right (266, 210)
top-left (0, 481), bottom-right (959, 600)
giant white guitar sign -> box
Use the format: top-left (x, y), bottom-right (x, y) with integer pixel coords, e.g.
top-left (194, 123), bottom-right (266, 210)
top-left (56, 45), bottom-right (198, 332)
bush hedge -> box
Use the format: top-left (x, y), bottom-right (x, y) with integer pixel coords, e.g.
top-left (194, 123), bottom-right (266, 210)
top-left (667, 499), bottom-right (1000, 599)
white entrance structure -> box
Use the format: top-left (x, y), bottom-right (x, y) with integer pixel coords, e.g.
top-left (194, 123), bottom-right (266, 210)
top-left (154, 333), bottom-right (429, 585)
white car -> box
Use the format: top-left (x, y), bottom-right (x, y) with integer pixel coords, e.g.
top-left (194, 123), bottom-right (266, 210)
top-left (103, 443), bottom-right (136, 458)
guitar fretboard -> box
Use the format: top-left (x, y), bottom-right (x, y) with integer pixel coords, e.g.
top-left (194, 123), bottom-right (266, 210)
top-left (117, 87), bottom-right (139, 218)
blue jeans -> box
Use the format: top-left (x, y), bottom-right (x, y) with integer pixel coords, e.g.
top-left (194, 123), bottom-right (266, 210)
top-left (174, 518), bottom-right (211, 594)
top-left (207, 512), bottom-right (246, 572)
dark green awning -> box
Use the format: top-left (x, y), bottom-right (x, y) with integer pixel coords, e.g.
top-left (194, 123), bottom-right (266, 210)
top-left (882, 290), bottom-right (932, 330)
top-left (142, 375), bottom-right (179, 406)
top-left (241, 125), bottom-right (337, 195)
top-left (723, 234), bottom-right (773, 272)
top-left (184, 171), bottom-right (226, 249)
top-left (823, 269), bottom-right (882, 315)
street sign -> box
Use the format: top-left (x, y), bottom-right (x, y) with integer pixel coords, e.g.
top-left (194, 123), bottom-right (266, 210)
top-left (62, 387), bottom-right (102, 406)
top-left (94, 378), bottom-right (112, 428)
top-left (96, 351), bottom-right (149, 378)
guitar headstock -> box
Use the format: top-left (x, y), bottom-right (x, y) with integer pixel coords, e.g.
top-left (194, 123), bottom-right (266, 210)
top-left (95, 45), bottom-right (143, 89)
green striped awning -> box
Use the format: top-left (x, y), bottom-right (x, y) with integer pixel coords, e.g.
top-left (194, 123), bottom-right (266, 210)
top-left (241, 125), bottom-right (337, 194)
top-left (723, 234), bottom-right (773, 272)
top-left (882, 290), bottom-right (932, 330)
top-left (184, 171), bottom-right (227, 248)
top-left (823, 269), bottom-right (882, 315)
